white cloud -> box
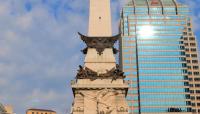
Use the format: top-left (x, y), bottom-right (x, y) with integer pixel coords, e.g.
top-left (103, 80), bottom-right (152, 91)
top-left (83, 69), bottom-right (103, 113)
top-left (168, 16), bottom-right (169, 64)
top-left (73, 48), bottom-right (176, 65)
top-left (16, 14), bottom-right (33, 30)
top-left (0, 1), bottom-right (10, 16)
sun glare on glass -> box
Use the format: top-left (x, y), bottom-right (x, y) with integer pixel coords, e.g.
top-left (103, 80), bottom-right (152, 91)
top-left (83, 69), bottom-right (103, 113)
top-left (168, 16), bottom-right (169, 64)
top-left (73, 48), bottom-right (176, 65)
top-left (138, 25), bottom-right (155, 37)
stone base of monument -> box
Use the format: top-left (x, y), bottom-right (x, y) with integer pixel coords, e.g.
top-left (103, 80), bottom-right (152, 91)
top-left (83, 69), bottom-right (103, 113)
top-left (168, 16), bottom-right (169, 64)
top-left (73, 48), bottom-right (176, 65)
top-left (71, 78), bottom-right (128, 114)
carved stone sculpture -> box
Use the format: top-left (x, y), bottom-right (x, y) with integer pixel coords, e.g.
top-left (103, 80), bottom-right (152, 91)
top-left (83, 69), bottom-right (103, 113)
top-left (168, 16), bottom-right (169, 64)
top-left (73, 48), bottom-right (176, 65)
top-left (78, 32), bottom-right (119, 55)
top-left (76, 65), bottom-right (125, 81)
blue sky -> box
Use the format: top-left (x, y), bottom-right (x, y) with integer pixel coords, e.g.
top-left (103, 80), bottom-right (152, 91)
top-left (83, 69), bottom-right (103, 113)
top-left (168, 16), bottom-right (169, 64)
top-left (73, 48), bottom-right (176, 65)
top-left (0, 0), bottom-right (199, 114)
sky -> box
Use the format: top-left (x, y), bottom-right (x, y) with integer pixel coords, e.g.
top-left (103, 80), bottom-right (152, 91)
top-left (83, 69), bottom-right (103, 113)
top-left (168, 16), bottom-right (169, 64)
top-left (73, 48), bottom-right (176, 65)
top-left (0, 0), bottom-right (199, 114)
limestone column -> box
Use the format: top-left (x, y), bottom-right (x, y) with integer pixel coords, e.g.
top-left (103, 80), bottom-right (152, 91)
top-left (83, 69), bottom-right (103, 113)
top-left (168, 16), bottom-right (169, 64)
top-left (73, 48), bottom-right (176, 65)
top-left (88, 0), bottom-right (112, 37)
top-left (85, 0), bottom-right (115, 74)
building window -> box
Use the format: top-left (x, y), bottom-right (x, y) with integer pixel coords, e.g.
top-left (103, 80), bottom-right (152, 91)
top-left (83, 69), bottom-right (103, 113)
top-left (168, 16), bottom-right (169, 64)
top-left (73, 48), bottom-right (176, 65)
top-left (197, 103), bottom-right (200, 106)
top-left (184, 37), bottom-right (188, 40)
top-left (193, 66), bottom-right (199, 69)
top-left (188, 72), bottom-right (192, 75)
top-left (196, 90), bottom-right (200, 93)
top-left (184, 43), bottom-right (189, 46)
top-left (188, 28), bottom-right (192, 32)
top-left (195, 84), bottom-right (200, 87)
top-left (189, 84), bottom-right (193, 87)
top-left (191, 54), bottom-right (197, 57)
top-left (187, 101), bottom-right (191, 105)
top-left (190, 43), bottom-right (196, 46)
top-left (32, 112), bottom-right (34, 114)
top-left (191, 48), bottom-right (196, 52)
top-left (194, 72), bottom-right (199, 75)
top-left (192, 60), bottom-right (198, 63)
top-left (192, 109), bottom-right (196, 112)
top-left (186, 54), bottom-right (190, 57)
top-left (191, 103), bottom-right (196, 106)
top-left (190, 90), bottom-right (194, 93)
top-left (185, 48), bottom-right (189, 51)
top-left (184, 76), bottom-right (189, 80)
top-left (189, 37), bottom-right (195, 40)
top-left (187, 60), bottom-right (191, 63)
top-left (197, 96), bottom-right (200, 100)
top-left (194, 78), bottom-right (200, 81)
top-left (191, 96), bottom-right (195, 100)
top-left (189, 78), bottom-right (193, 81)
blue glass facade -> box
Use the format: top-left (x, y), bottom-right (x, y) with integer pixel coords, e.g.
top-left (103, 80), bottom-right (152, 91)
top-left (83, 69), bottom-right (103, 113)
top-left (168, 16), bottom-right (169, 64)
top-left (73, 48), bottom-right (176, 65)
top-left (119, 0), bottom-right (194, 113)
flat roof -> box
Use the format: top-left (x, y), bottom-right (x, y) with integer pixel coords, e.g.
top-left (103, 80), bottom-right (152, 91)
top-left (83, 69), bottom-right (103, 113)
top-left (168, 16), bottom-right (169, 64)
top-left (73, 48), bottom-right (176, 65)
top-left (27, 108), bottom-right (56, 113)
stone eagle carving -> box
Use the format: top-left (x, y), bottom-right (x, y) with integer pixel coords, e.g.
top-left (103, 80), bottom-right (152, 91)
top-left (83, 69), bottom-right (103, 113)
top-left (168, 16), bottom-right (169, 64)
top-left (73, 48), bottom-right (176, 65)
top-left (76, 64), bottom-right (125, 81)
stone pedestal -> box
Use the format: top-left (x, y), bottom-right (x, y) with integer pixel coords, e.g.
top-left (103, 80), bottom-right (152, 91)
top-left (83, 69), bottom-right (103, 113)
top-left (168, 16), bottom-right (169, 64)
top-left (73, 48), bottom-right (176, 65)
top-left (71, 79), bottom-right (128, 114)
top-left (84, 48), bottom-right (116, 74)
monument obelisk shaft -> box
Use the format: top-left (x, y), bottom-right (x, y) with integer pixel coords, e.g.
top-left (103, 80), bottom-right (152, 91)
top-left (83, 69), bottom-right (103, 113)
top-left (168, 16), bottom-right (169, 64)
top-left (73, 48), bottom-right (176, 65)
top-left (88, 0), bottom-right (112, 36)
top-left (84, 0), bottom-right (115, 75)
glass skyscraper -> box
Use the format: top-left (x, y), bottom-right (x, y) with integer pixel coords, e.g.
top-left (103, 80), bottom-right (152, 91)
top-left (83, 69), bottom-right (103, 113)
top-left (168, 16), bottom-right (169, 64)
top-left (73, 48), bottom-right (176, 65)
top-left (120, 0), bottom-right (200, 113)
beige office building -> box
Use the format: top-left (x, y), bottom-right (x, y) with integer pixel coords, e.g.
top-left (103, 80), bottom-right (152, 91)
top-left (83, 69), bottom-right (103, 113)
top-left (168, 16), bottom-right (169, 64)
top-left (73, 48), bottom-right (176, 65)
top-left (0, 104), bottom-right (14, 114)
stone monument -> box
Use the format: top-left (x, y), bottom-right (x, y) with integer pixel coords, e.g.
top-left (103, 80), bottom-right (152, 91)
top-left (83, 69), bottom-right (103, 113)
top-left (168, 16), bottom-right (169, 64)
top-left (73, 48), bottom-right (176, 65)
top-left (70, 0), bottom-right (128, 114)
